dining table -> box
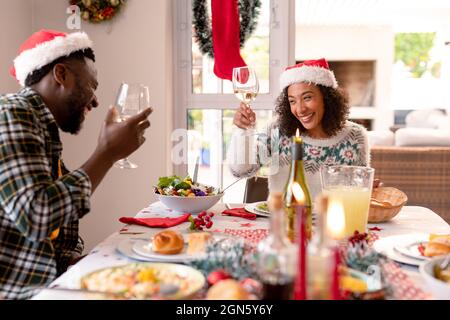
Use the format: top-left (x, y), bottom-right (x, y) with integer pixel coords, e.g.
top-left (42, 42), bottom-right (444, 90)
top-left (32, 202), bottom-right (450, 300)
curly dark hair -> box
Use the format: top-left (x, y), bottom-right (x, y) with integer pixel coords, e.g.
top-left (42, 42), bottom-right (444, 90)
top-left (25, 48), bottom-right (96, 87)
top-left (274, 84), bottom-right (349, 137)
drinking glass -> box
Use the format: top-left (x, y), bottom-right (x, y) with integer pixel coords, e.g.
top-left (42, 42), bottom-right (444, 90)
top-left (232, 66), bottom-right (259, 120)
top-left (320, 165), bottom-right (375, 238)
top-left (114, 83), bottom-right (150, 169)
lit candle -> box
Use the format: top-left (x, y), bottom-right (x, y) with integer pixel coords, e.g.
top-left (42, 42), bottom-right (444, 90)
top-left (326, 197), bottom-right (346, 300)
top-left (326, 198), bottom-right (346, 241)
top-left (292, 182), bottom-right (307, 300)
top-left (294, 128), bottom-right (301, 143)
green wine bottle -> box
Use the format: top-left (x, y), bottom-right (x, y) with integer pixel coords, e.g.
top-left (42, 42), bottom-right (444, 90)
top-left (283, 132), bottom-right (313, 242)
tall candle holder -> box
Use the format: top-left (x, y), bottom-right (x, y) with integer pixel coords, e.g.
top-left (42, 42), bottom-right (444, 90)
top-left (306, 194), bottom-right (332, 300)
top-left (325, 196), bottom-right (347, 300)
top-left (292, 182), bottom-right (307, 300)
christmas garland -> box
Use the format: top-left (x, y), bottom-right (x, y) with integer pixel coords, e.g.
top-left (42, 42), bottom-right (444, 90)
top-left (69, 0), bottom-right (126, 23)
top-left (192, 0), bottom-right (261, 58)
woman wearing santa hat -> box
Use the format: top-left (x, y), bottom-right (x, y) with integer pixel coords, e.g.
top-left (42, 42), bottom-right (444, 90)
top-left (227, 58), bottom-right (370, 201)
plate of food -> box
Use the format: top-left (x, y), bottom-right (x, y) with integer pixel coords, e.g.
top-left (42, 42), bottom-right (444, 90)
top-left (81, 262), bottom-right (206, 300)
top-left (419, 255), bottom-right (450, 300)
top-left (373, 234), bottom-right (426, 267)
top-left (244, 201), bottom-right (270, 217)
top-left (393, 234), bottom-right (429, 261)
top-left (244, 201), bottom-right (318, 221)
top-left (393, 233), bottom-right (450, 261)
top-left (154, 175), bottom-right (223, 213)
top-left (132, 230), bottom-right (216, 262)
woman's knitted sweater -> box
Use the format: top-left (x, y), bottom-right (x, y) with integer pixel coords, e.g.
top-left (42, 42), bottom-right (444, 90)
top-left (227, 120), bottom-right (370, 201)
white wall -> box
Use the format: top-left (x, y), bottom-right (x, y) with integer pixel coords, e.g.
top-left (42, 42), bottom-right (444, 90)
top-left (30, 0), bottom-right (174, 251)
top-left (295, 25), bottom-right (395, 130)
top-left (0, 0), bottom-right (32, 92)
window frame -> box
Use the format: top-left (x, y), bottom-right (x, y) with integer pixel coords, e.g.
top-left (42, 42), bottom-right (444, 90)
top-left (172, 0), bottom-right (295, 182)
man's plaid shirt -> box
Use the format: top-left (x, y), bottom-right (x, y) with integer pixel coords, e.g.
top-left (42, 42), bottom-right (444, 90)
top-left (0, 88), bottom-right (92, 299)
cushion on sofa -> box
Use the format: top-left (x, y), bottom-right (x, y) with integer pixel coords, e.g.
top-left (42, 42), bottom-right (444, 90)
top-left (395, 128), bottom-right (450, 146)
top-left (405, 109), bottom-right (446, 129)
top-left (437, 116), bottom-right (450, 130)
top-left (367, 130), bottom-right (395, 146)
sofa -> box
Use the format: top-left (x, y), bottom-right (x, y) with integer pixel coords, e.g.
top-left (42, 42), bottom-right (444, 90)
top-left (369, 109), bottom-right (450, 226)
top-left (370, 146), bottom-right (450, 224)
top-left (368, 109), bottom-right (450, 223)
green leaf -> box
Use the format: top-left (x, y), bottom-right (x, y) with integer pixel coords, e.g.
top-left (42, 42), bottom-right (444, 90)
top-left (175, 182), bottom-right (191, 190)
top-left (157, 175), bottom-right (182, 188)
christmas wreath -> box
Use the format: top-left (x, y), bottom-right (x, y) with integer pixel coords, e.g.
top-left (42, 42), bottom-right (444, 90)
top-left (193, 0), bottom-right (261, 58)
top-left (69, 0), bottom-right (126, 23)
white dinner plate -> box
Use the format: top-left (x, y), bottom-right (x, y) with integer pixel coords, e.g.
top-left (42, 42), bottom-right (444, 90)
top-left (373, 233), bottom-right (430, 267)
top-left (116, 238), bottom-right (160, 262)
top-left (131, 239), bottom-right (205, 262)
top-left (244, 201), bottom-right (270, 217)
top-left (393, 234), bottom-right (429, 261)
top-left (244, 202), bottom-right (318, 223)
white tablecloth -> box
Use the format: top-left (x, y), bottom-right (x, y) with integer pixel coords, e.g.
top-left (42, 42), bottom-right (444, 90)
top-left (32, 203), bottom-right (450, 300)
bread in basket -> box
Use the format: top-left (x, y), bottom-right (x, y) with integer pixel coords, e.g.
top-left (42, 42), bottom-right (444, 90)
top-left (368, 187), bottom-right (408, 223)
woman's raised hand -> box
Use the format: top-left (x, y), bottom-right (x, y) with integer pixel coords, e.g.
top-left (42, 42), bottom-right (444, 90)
top-left (233, 102), bottom-right (256, 130)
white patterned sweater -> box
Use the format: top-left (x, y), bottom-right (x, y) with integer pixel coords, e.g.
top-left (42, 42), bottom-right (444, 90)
top-left (227, 121), bottom-right (370, 202)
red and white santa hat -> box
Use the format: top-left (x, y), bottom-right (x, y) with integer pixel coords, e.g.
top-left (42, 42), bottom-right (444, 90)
top-left (279, 58), bottom-right (338, 91)
top-left (10, 29), bottom-right (93, 87)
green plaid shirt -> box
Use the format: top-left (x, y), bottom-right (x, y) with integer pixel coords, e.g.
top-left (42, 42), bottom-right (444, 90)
top-left (0, 87), bottom-right (92, 299)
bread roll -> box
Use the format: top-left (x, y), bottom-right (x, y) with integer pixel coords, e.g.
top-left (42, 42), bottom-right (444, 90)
top-left (152, 230), bottom-right (184, 255)
top-left (187, 232), bottom-right (212, 255)
top-left (424, 235), bottom-right (450, 257)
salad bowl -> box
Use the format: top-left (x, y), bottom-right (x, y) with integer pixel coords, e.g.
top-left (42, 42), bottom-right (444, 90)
top-left (154, 175), bottom-right (223, 214)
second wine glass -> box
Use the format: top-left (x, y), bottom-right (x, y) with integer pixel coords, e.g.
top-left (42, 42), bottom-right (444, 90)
top-left (232, 66), bottom-right (259, 110)
top-left (114, 83), bottom-right (150, 169)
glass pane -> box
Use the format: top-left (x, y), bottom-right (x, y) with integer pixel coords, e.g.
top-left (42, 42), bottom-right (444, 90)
top-left (187, 109), bottom-right (273, 204)
top-left (392, 32), bottom-right (446, 110)
top-left (187, 109), bottom-right (222, 189)
top-left (192, 0), bottom-right (271, 94)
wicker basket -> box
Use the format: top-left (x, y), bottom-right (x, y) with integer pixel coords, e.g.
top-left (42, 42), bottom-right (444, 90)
top-left (368, 187), bottom-right (408, 223)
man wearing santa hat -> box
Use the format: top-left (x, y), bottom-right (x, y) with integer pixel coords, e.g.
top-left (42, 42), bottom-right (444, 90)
top-left (0, 29), bottom-right (152, 299)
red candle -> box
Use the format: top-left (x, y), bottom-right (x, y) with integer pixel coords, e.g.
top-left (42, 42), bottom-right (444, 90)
top-left (330, 245), bottom-right (342, 300)
top-left (293, 204), bottom-right (307, 300)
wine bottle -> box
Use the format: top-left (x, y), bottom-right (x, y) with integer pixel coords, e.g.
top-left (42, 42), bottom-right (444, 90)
top-left (283, 130), bottom-right (313, 242)
top-left (256, 192), bottom-right (296, 300)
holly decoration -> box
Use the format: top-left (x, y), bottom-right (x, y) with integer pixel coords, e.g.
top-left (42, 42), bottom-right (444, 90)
top-left (188, 211), bottom-right (214, 231)
top-left (70, 0), bottom-right (126, 23)
top-left (187, 236), bottom-right (258, 280)
top-left (192, 0), bottom-right (262, 58)
top-left (345, 231), bottom-right (382, 272)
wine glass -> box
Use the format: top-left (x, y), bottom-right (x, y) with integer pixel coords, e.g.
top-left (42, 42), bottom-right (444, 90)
top-left (232, 66), bottom-right (259, 164)
top-left (232, 66), bottom-right (259, 116)
top-left (114, 83), bottom-right (150, 169)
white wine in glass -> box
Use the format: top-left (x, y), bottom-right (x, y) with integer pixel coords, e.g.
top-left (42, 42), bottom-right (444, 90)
top-left (114, 83), bottom-right (150, 169)
top-left (232, 66), bottom-right (259, 105)
top-left (232, 66), bottom-right (259, 164)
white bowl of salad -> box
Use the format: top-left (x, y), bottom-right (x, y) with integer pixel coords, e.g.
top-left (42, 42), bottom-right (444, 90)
top-left (154, 176), bottom-right (223, 214)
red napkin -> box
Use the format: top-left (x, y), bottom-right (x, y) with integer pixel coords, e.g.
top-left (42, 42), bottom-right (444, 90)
top-left (119, 213), bottom-right (191, 228)
top-left (222, 208), bottom-right (257, 220)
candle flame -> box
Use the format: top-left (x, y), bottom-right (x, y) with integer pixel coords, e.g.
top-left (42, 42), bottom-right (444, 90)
top-left (291, 182), bottom-right (305, 204)
top-left (296, 128), bottom-right (300, 138)
top-left (326, 197), bottom-right (346, 240)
